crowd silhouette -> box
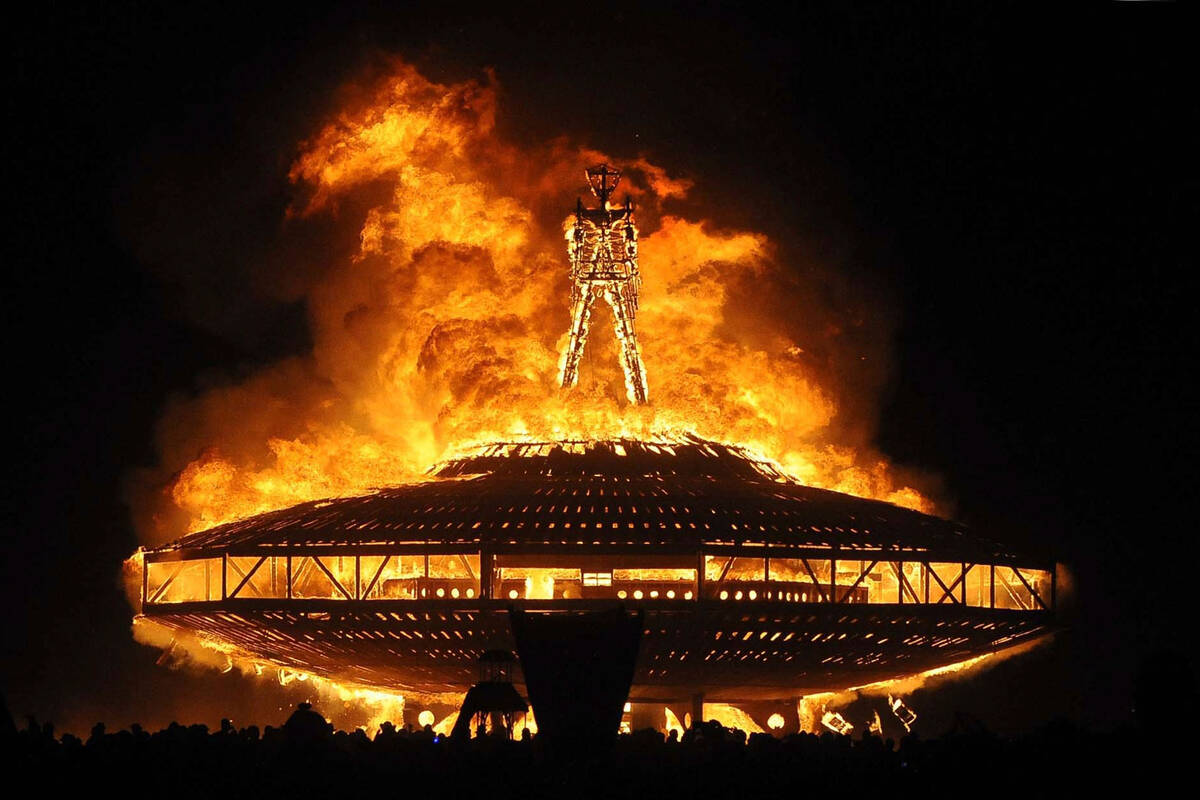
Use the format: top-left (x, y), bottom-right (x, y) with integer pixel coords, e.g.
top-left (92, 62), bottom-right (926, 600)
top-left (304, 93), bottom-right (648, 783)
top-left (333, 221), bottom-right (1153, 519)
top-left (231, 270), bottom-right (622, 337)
top-left (5, 695), bottom-right (1174, 797)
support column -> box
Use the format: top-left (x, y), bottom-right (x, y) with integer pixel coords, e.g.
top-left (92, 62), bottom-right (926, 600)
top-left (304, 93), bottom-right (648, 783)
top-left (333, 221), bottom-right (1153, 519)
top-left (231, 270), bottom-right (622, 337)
top-left (480, 550), bottom-right (493, 599)
top-left (691, 692), bottom-right (705, 727)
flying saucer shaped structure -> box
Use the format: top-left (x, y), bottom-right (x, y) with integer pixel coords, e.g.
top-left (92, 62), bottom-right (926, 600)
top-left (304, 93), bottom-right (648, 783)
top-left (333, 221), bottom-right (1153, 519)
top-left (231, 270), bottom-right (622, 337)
top-left (134, 438), bottom-right (1055, 706)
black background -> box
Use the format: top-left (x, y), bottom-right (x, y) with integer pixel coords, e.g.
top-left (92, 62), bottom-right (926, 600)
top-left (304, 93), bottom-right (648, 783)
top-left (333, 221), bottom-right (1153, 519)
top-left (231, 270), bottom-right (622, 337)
top-left (4, 3), bottom-right (1191, 734)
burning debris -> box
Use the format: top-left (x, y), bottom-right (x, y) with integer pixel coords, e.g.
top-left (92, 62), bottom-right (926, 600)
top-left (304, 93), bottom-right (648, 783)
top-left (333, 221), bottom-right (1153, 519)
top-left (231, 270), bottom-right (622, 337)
top-left (889, 694), bottom-right (917, 732)
top-left (821, 710), bottom-right (854, 736)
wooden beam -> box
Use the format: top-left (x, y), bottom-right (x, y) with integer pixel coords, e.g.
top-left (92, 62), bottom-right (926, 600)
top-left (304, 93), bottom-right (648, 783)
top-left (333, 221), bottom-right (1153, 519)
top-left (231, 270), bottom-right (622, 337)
top-left (313, 556), bottom-right (353, 600)
top-left (228, 556), bottom-right (268, 599)
top-left (927, 563), bottom-right (959, 605)
top-left (836, 560), bottom-right (877, 604)
top-left (1011, 566), bottom-right (1047, 611)
top-left (148, 562), bottom-right (183, 604)
top-left (800, 559), bottom-right (830, 603)
top-left (362, 556), bottom-right (391, 599)
top-left (893, 562), bottom-right (920, 604)
top-left (716, 557), bottom-right (734, 583)
top-left (458, 553), bottom-right (477, 582)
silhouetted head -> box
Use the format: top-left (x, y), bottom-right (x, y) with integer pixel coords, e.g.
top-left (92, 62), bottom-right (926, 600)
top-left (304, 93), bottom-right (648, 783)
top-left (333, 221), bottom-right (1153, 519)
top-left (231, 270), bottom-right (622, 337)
top-left (283, 702), bottom-right (331, 744)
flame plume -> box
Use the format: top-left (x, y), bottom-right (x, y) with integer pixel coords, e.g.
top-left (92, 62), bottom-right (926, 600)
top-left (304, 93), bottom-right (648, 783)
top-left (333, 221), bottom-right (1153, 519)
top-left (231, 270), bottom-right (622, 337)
top-left (130, 59), bottom-right (932, 544)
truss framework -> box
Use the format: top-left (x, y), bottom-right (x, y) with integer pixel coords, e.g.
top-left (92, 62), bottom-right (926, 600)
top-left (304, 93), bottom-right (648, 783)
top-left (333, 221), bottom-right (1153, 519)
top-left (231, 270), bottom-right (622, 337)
top-left (136, 436), bottom-right (1057, 699)
top-left (144, 549), bottom-right (1053, 612)
top-left (140, 601), bottom-right (1051, 700)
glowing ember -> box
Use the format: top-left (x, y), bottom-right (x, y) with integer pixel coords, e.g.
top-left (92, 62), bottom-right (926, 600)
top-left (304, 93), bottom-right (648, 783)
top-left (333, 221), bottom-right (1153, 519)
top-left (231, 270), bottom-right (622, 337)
top-left (821, 710), bottom-right (854, 735)
top-left (888, 694), bottom-right (917, 731)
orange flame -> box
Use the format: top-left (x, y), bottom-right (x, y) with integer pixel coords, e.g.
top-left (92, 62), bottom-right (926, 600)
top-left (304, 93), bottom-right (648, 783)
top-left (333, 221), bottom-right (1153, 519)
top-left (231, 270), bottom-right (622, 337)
top-left (131, 59), bottom-right (933, 543)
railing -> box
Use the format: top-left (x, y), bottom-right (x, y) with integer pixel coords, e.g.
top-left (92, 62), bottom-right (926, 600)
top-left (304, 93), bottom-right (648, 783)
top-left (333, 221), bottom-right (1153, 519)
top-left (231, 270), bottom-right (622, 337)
top-left (141, 551), bottom-right (1054, 612)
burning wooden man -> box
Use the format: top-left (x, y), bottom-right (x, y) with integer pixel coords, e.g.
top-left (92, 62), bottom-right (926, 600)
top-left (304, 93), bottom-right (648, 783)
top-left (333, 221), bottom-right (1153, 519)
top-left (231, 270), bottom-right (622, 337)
top-left (558, 164), bottom-right (649, 404)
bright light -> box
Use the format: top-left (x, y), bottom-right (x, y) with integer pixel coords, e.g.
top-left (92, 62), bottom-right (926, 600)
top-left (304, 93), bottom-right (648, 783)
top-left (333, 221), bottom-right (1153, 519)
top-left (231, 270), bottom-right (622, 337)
top-left (508, 589), bottom-right (519, 599)
top-left (767, 713), bottom-right (785, 730)
top-left (633, 590), bottom-right (644, 600)
top-left (418, 710), bottom-right (435, 727)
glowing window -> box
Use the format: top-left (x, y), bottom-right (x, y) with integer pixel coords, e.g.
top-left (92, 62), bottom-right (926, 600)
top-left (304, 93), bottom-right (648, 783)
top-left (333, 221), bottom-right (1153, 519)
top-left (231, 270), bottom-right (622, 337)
top-left (145, 558), bottom-right (220, 604)
top-left (583, 572), bottom-right (613, 587)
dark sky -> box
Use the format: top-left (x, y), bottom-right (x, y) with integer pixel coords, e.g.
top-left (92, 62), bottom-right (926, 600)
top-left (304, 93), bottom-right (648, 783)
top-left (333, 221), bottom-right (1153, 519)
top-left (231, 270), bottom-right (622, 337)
top-left (5, 3), bottom-right (1191, 734)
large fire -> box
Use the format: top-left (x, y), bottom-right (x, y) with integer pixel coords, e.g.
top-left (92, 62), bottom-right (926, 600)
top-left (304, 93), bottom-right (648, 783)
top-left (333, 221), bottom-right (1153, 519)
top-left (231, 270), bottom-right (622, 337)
top-left (127, 58), bottom-right (933, 545)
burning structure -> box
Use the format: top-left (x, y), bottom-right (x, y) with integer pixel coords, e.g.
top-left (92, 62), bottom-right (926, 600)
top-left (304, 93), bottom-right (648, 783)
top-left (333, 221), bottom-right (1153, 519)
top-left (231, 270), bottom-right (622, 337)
top-left (132, 434), bottom-right (1055, 731)
top-left (559, 164), bottom-right (648, 404)
top-left (126, 73), bottom-right (1058, 733)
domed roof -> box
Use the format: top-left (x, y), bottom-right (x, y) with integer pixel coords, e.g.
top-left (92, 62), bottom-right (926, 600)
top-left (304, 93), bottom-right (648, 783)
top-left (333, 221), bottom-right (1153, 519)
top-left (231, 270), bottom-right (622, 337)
top-left (152, 437), bottom-right (1023, 562)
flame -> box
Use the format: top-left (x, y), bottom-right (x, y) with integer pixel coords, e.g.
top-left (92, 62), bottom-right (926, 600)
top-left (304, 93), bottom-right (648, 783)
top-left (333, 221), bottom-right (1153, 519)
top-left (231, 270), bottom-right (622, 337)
top-left (130, 615), bottom-right (466, 735)
top-left (704, 703), bottom-right (764, 734)
top-left (128, 58), bottom-right (935, 543)
top-left (795, 636), bottom-right (1051, 733)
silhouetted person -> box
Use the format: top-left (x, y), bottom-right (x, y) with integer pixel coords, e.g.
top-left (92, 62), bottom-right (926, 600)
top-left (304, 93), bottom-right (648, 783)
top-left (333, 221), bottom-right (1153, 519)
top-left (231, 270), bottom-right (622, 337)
top-left (282, 702), bottom-right (331, 746)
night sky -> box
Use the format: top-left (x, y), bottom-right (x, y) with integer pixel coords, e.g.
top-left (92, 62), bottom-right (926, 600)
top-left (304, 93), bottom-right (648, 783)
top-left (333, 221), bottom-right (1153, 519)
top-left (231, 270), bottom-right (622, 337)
top-left (6, 3), bottom-right (1190, 734)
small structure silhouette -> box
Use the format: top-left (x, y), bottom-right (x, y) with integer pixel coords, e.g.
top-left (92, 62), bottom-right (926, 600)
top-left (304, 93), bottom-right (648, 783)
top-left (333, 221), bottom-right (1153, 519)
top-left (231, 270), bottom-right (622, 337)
top-left (510, 605), bottom-right (644, 754)
top-left (451, 650), bottom-right (529, 740)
